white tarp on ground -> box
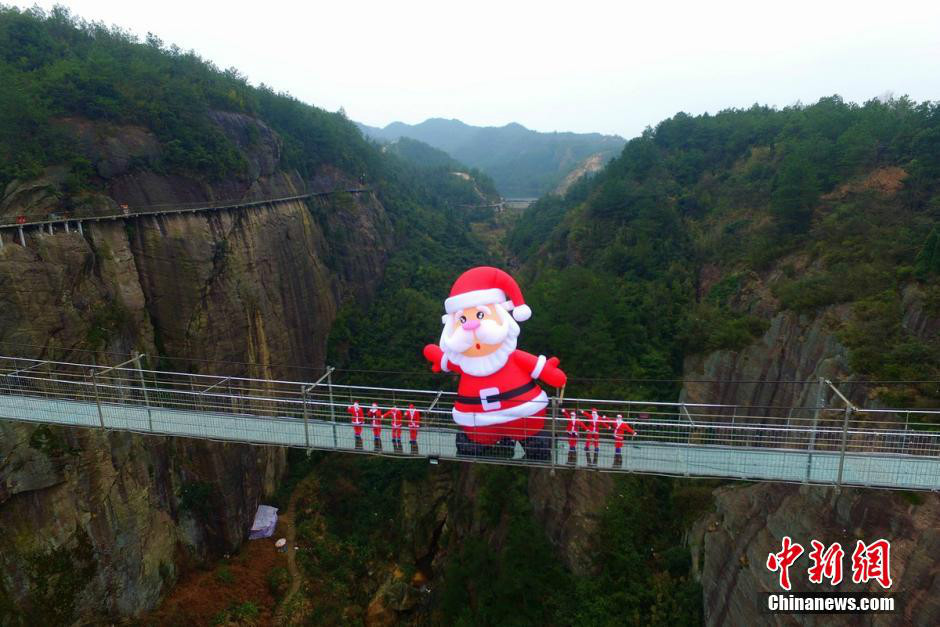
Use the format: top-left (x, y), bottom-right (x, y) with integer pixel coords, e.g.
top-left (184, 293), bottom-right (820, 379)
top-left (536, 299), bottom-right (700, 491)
top-left (249, 504), bottom-right (278, 539)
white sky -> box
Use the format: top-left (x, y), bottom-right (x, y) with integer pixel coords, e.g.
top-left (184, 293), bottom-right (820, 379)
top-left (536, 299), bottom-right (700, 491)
top-left (21, 0), bottom-right (940, 138)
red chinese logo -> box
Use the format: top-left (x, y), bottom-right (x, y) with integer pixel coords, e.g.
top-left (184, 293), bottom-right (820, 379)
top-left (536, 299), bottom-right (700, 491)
top-left (766, 536), bottom-right (804, 590)
top-left (767, 537), bottom-right (892, 590)
top-left (807, 540), bottom-right (844, 585)
top-left (851, 539), bottom-right (893, 589)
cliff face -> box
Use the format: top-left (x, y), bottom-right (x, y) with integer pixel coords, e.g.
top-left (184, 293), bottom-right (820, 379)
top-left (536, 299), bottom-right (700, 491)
top-left (684, 274), bottom-right (940, 626)
top-left (0, 114), bottom-right (393, 623)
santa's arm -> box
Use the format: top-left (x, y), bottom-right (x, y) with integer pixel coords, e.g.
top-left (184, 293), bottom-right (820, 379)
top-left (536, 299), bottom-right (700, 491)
top-left (623, 423), bottom-right (636, 436)
top-left (511, 351), bottom-right (567, 387)
top-left (423, 344), bottom-right (463, 374)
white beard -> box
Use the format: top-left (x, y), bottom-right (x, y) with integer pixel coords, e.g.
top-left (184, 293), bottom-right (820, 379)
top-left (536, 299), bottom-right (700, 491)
top-left (446, 335), bottom-right (516, 376)
top-left (439, 304), bottom-right (520, 377)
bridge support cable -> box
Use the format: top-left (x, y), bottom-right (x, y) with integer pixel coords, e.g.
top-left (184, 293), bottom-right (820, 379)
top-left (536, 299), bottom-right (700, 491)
top-left (821, 378), bottom-right (859, 492)
top-left (805, 377), bottom-right (826, 484)
top-left (133, 352), bottom-right (153, 432)
top-left (303, 367), bottom-right (335, 450)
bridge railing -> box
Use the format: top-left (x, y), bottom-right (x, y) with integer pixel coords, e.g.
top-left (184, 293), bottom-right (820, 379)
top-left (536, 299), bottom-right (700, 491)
top-left (1, 356), bottom-right (939, 486)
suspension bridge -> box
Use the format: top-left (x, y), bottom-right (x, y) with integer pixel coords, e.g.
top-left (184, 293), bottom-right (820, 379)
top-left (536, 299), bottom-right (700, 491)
top-left (1, 355), bottom-right (938, 491)
top-left (0, 188), bottom-right (371, 248)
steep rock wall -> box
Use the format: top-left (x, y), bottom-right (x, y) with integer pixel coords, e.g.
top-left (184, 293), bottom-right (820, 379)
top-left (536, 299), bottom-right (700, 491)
top-left (0, 114), bottom-right (393, 622)
top-left (684, 284), bottom-right (940, 626)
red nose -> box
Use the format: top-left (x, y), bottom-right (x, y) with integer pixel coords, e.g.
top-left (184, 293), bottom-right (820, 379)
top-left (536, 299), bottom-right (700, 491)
top-left (462, 319), bottom-right (481, 331)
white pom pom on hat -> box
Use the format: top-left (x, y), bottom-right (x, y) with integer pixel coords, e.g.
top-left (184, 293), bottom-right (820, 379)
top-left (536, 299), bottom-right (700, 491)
top-left (511, 303), bottom-right (532, 322)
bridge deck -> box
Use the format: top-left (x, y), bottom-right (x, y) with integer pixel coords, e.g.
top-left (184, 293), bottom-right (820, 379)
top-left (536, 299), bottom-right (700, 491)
top-left (1, 391), bottom-right (937, 491)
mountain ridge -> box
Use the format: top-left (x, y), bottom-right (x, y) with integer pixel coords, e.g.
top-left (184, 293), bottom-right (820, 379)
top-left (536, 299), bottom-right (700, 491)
top-left (357, 117), bottom-right (625, 197)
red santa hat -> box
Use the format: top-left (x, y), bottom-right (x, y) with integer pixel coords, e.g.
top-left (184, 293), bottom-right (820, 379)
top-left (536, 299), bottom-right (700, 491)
top-left (443, 266), bottom-right (532, 322)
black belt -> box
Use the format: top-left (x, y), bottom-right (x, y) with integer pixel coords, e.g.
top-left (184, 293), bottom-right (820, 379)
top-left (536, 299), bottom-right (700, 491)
top-left (455, 380), bottom-right (537, 406)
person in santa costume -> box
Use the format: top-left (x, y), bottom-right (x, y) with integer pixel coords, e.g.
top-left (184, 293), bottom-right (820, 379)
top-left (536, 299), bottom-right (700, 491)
top-left (562, 408), bottom-right (580, 452)
top-left (406, 403), bottom-right (421, 447)
top-left (423, 266), bottom-right (566, 460)
top-left (578, 408), bottom-right (604, 453)
top-left (347, 401), bottom-right (365, 444)
top-left (368, 402), bottom-right (383, 446)
top-left (606, 413), bottom-right (636, 455)
top-left (384, 406), bottom-right (404, 451)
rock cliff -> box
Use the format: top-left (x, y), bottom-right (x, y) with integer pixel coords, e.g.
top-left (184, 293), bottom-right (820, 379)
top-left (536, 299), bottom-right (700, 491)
top-left (0, 113), bottom-right (393, 623)
top-left (684, 272), bottom-right (940, 625)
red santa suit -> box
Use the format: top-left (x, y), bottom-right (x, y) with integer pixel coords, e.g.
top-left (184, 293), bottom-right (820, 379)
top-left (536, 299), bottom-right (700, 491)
top-left (423, 266), bottom-right (567, 448)
top-left (384, 407), bottom-right (403, 441)
top-left (563, 409), bottom-right (580, 450)
top-left (347, 402), bottom-right (364, 437)
top-left (606, 414), bottom-right (636, 452)
top-left (368, 404), bottom-right (383, 439)
top-left (578, 409), bottom-right (604, 450)
top-left (425, 345), bottom-right (565, 444)
top-left (407, 405), bottom-right (421, 444)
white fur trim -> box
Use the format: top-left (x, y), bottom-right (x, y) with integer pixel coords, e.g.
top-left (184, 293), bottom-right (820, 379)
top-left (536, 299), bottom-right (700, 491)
top-left (512, 304), bottom-right (532, 322)
top-left (440, 353), bottom-right (450, 373)
top-left (531, 354), bottom-right (547, 379)
top-left (445, 288), bottom-right (507, 314)
top-left (451, 390), bottom-right (548, 426)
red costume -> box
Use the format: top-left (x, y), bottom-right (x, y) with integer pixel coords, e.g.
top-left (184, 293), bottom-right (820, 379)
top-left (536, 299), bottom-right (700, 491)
top-left (368, 404), bottom-right (382, 439)
top-left (578, 408), bottom-right (604, 450)
top-left (407, 405), bottom-right (421, 443)
top-left (425, 345), bottom-right (565, 444)
top-left (606, 414), bottom-right (636, 451)
top-left (563, 409), bottom-right (580, 450)
top-left (423, 267), bottom-right (567, 459)
top-left (384, 407), bottom-right (403, 441)
top-left (347, 402), bottom-right (364, 437)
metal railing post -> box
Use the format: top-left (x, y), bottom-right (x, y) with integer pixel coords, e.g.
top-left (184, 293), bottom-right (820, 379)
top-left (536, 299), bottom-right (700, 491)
top-left (328, 368), bottom-right (337, 449)
top-left (302, 386), bottom-right (311, 448)
top-left (134, 352), bottom-right (152, 432)
top-left (91, 369), bottom-right (105, 429)
top-left (550, 387), bottom-right (561, 473)
top-left (805, 376), bottom-right (825, 484)
top-left (836, 405), bottom-right (853, 489)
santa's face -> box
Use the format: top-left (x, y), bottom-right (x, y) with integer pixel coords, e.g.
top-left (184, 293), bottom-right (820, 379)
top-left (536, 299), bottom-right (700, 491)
top-left (445, 305), bottom-right (506, 357)
top-left (439, 303), bottom-right (520, 376)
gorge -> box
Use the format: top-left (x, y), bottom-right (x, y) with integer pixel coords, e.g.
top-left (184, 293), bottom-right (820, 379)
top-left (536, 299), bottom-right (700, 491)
top-left (2, 6), bottom-right (940, 626)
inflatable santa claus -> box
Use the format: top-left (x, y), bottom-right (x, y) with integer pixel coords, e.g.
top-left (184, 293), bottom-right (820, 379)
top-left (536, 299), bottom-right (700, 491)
top-left (423, 266), bottom-right (566, 459)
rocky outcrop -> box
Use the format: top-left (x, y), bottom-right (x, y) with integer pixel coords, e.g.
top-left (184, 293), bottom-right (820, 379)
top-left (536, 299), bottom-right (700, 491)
top-left (0, 114), bottom-right (394, 623)
top-left (685, 283), bottom-right (940, 626)
top-left (528, 468), bottom-right (614, 575)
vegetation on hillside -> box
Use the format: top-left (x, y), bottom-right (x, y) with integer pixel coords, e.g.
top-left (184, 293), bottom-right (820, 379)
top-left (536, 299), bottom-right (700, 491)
top-left (509, 96), bottom-right (940, 402)
top-left (360, 118), bottom-right (625, 197)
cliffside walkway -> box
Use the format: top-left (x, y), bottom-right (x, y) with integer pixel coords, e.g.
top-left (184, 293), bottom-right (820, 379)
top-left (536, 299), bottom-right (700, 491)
top-left (0, 188), bottom-right (370, 247)
top-left (1, 355), bottom-right (938, 491)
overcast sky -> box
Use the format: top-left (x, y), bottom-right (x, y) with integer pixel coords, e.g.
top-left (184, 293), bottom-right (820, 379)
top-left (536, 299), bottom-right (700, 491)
top-left (22, 0), bottom-right (940, 138)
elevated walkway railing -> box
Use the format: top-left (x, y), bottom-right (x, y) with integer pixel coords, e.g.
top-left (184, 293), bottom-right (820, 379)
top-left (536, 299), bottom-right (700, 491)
top-left (0, 355), bottom-right (938, 490)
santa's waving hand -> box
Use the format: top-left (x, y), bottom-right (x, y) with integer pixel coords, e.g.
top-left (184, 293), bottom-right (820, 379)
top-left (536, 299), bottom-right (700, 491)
top-left (422, 266), bottom-right (566, 460)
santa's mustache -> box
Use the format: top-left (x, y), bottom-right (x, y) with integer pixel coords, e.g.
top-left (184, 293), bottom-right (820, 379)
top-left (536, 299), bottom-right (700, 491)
top-left (441, 316), bottom-right (510, 352)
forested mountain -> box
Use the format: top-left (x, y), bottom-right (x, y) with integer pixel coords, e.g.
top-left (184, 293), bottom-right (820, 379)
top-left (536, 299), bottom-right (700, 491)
top-left (382, 137), bottom-right (501, 208)
top-left (339, 95), bottom-right (940, 624)
top-left (358, 117), bottom-right (625, 197)
top-left (508, 96), bottom-right (940, 403)
top-left (3, 4), bottom-right (940, 626)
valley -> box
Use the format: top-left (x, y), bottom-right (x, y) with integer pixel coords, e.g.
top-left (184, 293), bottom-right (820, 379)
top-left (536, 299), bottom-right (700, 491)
top-left (1, 6), bottom-right (939, 627)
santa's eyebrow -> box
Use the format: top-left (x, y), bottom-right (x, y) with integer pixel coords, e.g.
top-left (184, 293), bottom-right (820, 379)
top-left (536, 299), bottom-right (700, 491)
top-left (475, 305), bottom-right (492, 314)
